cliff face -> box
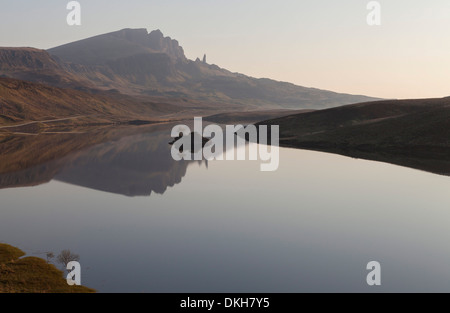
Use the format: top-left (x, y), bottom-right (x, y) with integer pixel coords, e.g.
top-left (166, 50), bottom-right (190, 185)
top-left (147, 29), bottom-right (186, 61)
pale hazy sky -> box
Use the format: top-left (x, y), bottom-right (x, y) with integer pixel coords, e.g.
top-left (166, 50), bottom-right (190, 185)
top-left (1, 0), bottom-right (450, 99)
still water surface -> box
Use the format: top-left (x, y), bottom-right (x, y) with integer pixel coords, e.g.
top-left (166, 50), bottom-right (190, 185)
top-left (0, 128), bottom-right (449, 292)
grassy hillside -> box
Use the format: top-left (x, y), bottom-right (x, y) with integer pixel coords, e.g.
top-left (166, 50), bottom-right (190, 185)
top-left (0, 243), bottom-right (95, 293)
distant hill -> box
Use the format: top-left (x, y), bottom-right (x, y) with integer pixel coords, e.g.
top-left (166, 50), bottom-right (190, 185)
top-left (45, 28), bottom-right (379, 109)
top-left (0, 47), bottom-right (94, 90)
top-left (257, 98), bottom-right (450, 175)
top-left (204, 109), bottom-right (313, 124)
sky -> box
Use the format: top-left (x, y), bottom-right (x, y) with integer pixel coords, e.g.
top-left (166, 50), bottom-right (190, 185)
top-left (0, 0), bottom-right (450, 99)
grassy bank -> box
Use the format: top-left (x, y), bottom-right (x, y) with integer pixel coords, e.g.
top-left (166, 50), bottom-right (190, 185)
top-left (0, 243), bottom-right (95, 293)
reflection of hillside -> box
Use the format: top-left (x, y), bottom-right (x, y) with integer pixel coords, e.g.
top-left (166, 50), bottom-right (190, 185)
top-left (55, 131), bottom-right (206, 197)
top-left (0, 124), bottom-right (206, 197)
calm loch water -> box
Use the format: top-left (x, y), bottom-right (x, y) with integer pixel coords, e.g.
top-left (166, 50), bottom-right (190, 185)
top-left (0, 126), bottom-right (449, 292)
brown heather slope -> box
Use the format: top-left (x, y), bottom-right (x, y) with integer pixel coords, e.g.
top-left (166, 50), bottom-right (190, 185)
top-left (0, 77), bottom-right (186, 126)
top-left (256, 98), bottom-right (450, 175)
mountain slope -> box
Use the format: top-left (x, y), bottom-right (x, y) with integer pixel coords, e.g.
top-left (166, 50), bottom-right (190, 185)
top-left (48, 28), bottom-right (186, 65)
top-left (46, 28), bottom-right (379, 109)
top-left (0, 77), bottom-right (182, 126)
top-left (0, 47), bottom-right (94, 90)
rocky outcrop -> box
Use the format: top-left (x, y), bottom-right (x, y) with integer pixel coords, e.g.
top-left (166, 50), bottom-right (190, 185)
top-left (147, 29), bottom-right (186, 61)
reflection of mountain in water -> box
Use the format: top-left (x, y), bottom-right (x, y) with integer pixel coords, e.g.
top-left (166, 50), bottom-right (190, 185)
top-left (55, 132), bottom-right (207, 197)
top-left (0, 125), bottom-right (207, 197)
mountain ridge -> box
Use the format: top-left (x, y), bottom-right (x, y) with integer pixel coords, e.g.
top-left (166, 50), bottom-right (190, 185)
top-left (0, 28), bottom-right (381, 125)
top-left (43, 28), bottom-right (380, 109)
top-left (48, 28), bottom-right (187, 65)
